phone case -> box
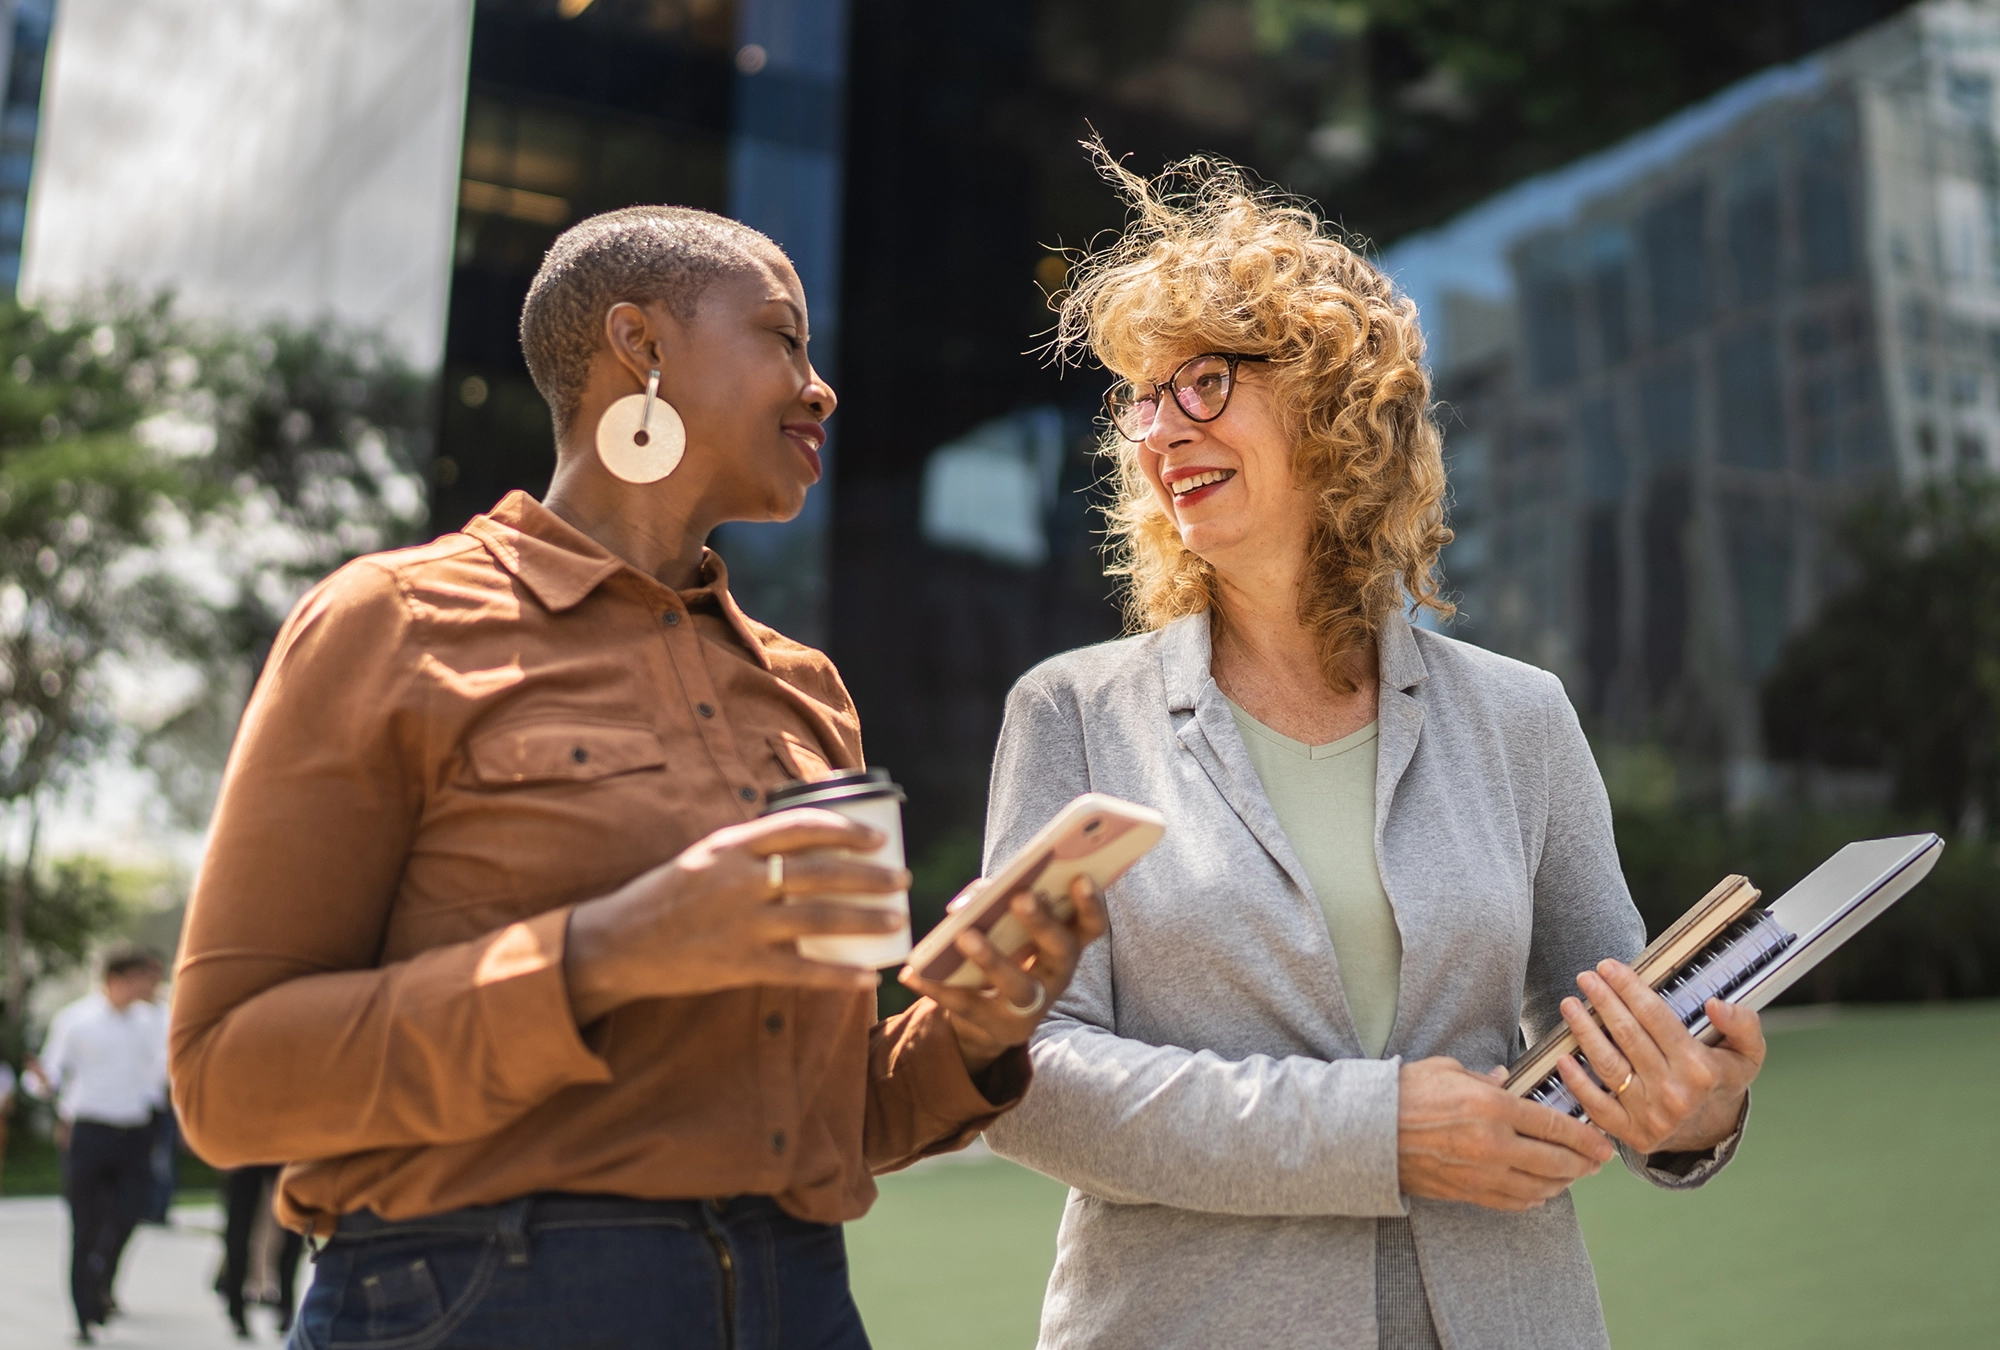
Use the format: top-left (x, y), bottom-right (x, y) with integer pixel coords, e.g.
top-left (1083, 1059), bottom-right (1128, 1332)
top-left (905, 793), bottom-right (1167, 986)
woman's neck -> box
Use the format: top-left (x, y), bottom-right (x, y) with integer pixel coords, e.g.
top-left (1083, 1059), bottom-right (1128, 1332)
top-left (1210, 557), bottom-right (1379, 746)
top-left (542, 452), bottom-right (714, 591)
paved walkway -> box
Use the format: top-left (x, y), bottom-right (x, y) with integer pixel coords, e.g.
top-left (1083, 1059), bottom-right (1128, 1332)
top-left (0, 1198), bottom-right (286, 1348)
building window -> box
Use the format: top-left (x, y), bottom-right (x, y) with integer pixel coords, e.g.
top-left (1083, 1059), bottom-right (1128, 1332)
top-left (1717, 323), bottom-right (1784, 469)
top-left (1589, 225), bottom-right (1633, 366)
top-left (1916, 422), bottom-right (1939, 459)
top-left (1724, 147), bottom-right (1780, 309)
top-left (1640, 359), bottom-right (1698, 469)
top-left (1519, 238), bottom-right (1580, 389)
top-left (1956, 430), bottom-right (1986, 465)
top-left (1643, 186), bottom-right (1709, 346)
top-left (1579, 397), bottom-right (1624, 505)
top-left (1908, 364), bottom-right (1935, 401)
top-left (1951, 368), bottom-right (1983, 405)
top-left (1796, 103), bottom-right (1858, 284)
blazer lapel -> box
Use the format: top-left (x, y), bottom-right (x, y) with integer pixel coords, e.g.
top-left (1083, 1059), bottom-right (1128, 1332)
top-left (1157, 615), bottom-right (1322, 907)
top-left (1373, 612), bottom-right (1430, 850)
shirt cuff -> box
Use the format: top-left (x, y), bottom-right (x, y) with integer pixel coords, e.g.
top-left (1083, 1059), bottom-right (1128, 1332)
top-left (1626, 1090), bottom-right (1751, 1190)
top-left (470, 907), bottom-right (614, 1105)
top-left (867, 998), bottom-right (1034, 1170)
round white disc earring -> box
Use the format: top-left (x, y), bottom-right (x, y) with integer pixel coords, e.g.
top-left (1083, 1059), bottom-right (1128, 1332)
top-left (595, 368), bottom-right (686, 483)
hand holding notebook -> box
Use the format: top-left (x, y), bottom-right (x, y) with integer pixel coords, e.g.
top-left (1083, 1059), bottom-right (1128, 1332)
top-left (1507, 834), bottom-right (1943, 1145)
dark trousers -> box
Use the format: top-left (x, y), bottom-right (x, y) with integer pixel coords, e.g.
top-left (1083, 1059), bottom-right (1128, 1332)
top-left (289, 1194), bottom-right (871, 1350)
top-left (224, 1165), bottom-right (304, 1330)
top-left (63, 1119), bottom-right (153, 1331)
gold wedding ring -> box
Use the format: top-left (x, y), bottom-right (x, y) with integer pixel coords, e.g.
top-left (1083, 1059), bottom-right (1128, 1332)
top-left (1611, 1070), bottom-right (1635, 1097)
top-left (766, 852), bottom-right (785, 897)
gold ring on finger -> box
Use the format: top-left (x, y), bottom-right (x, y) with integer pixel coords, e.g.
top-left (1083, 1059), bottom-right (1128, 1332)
top-left (1611, 1070), bottom-right (1635, 1097)
top-left (1003, 982), bottom-right (1048, 1018)
top-left (766, 852), bottom-right (785, 897)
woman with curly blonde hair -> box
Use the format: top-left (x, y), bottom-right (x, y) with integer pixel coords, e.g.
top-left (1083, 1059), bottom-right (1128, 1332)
top-left (981, 152), bottom-right (1766, 1349)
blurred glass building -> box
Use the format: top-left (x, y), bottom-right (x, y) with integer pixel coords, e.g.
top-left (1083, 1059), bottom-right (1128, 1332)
top-left (437, 0), bottom-right (849, 645)
top-left (1383, 0), bottom-right (2000, 805)
top-left (22, 0), bottom-right (1954, 861)
top-left (0, 0), bottom-right (54, 290)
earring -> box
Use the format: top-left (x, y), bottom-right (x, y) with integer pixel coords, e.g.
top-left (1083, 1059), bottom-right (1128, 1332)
top-left (595, 368), bottom-right (686, 483)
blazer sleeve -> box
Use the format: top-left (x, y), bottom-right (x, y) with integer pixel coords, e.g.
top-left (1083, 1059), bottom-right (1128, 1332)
top-left (1522, 671), bottom-right (1746, 1189)
top-left (979, 675), bottom-right (1406, 1218)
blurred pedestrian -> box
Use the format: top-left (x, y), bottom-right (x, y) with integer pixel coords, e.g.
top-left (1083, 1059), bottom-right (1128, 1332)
top-left (29, 947), bottom-right (169, 1344)
top-left (0, 1055), bottom-right (15, 1194)
top-left (217, 1164), bottom-right (302, 1339)
top-left (144, 1098), bottom-right (180, 1223)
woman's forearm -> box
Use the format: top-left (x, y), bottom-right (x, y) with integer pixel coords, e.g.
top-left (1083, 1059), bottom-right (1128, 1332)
top-left (983, 1019), bottom-right (1406, 1217)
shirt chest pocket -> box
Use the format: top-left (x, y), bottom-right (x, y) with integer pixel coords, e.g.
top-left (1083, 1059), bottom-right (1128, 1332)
top-left (464, 720), bottom-right (667, 787)
top-left (771, 729), bottom-right (835, 782)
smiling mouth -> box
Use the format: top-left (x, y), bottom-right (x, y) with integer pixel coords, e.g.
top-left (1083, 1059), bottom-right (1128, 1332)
top-left (1169, 469), bottom-right (1235, 497)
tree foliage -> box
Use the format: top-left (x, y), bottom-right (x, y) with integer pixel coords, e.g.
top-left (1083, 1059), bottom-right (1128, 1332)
top-left (0, 293), bottom-right (430, 1049)
top-left (1761, 475), bottom-right (2000, 831)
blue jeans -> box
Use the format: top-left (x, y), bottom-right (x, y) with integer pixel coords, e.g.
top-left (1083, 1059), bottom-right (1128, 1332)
top-left (288, 1195), bottom-right (872, 1350)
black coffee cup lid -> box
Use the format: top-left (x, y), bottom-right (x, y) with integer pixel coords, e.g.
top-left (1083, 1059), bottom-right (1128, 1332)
top-left (762, 766), bottom-right (905, 813)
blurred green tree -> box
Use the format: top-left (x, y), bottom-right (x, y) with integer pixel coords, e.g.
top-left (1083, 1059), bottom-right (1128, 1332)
top-left (0, 294), bottom-right (430, 1052)
top-left (1761, 473), bottom-right (2000, 833)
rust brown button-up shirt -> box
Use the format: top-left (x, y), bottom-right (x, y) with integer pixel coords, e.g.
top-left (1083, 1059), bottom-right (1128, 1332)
top-left (170, 491), bottom-right (1023, 1234)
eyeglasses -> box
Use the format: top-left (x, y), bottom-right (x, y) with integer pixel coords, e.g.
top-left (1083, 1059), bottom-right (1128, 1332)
top-left (1103, 352), bottom-right (1268, 443)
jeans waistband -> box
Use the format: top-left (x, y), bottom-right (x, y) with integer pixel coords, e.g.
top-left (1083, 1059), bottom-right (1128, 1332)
top-left (330, 1193), bottom-right (784, 1245)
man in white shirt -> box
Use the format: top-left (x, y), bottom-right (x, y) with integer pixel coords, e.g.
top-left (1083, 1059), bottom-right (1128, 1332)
top-left (31, 948), bottom-right (169, 1343)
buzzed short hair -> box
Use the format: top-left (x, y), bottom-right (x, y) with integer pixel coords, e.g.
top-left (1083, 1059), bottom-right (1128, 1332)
top-left (519, 205), bottom-right (779, 432)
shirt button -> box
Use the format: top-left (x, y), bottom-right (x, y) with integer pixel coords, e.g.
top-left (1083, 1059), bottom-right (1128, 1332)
top-left (662, 611), bottom-right (681, 627)
top-left (771, 1130), bottom-right (787, 1154)
top-left (697, 703), bottom-right (714, 718)
top-left (765, 1012), bottom-right (784, 1034)
top-left (739, 786), bottom-right (758, 802)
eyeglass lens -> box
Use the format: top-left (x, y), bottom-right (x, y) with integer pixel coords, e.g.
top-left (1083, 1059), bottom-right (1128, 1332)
top-left (1109, 355), bottom-right (1235, 438)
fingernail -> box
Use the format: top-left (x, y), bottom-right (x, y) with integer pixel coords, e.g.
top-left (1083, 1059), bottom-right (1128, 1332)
top-left (1012, 895), bottom-right (1033, 915)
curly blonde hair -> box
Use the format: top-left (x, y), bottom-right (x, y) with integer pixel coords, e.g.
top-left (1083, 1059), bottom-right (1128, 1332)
top-left (1055, 147), bottom-right (1452, 692)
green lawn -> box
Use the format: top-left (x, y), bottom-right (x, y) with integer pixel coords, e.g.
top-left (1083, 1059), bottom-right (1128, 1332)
top-left (848, 1002), bottom-right (2000, 1350)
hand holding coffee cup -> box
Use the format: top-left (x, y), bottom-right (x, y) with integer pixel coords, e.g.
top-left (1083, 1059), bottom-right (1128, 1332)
top-left (561, 809), bottom-right (908, 1024)
top-left (761, 769), bottom-right (913, 968)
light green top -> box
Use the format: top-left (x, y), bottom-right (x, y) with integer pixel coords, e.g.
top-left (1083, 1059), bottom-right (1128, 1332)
top-left (1226, 697), bottom-right (1402, 1058)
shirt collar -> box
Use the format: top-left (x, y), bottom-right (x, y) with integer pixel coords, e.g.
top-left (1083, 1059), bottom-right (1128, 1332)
top-left (462, 492), bottom-right (775, 670)
top-left (464, 492), bottom-right (628, 613)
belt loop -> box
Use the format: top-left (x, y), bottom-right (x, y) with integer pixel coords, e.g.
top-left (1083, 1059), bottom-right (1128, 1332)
top-left (497, 1197), bottom-right (533, 1268)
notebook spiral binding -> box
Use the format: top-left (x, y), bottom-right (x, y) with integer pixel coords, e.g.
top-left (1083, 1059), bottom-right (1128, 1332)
top-left (1526, 910), bottom-right (1800, 1122)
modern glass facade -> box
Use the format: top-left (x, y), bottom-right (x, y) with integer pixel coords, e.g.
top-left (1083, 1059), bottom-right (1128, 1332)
top-left (0, 0), bottom-right (54, 291)
top-left (432, 0), bottom-right (737, 535)
top-left (1387, 1), bottom-right (2000, 804)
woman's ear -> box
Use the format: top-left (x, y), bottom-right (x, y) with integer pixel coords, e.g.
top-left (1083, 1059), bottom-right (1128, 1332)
top-left (603, 301), bottom-right (668, 386)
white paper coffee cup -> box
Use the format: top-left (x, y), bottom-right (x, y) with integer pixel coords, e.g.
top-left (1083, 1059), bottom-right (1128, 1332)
top-left (761, 769), bottom-right (912, 968)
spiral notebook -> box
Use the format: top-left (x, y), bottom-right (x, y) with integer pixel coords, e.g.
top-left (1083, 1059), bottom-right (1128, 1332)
top-left (1506, 833), bottom-right (1944, 1119)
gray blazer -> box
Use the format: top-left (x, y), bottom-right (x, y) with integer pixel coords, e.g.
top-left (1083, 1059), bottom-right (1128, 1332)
top-left (981, 611), bottom-right (1742, 1350)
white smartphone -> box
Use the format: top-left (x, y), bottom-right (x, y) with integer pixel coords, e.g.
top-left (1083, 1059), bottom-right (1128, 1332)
top-left (905, 793), bottom-right (1166, 987)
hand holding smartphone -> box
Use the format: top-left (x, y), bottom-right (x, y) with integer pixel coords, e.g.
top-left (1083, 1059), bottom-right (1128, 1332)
top-left (904, 793), bottom-right (1165, 987)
